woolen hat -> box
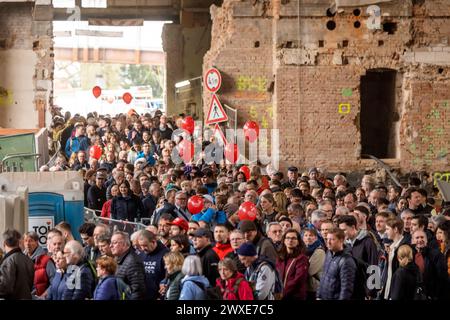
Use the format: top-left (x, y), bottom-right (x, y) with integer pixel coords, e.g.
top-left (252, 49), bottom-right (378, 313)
top-left (236, 242), bottom-right (257, 257)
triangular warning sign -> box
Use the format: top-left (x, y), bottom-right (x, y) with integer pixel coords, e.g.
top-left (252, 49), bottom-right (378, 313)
top-left (212, 123), bottom-right (227, 146)
top-left (205, 94), bottom-right (228, 125)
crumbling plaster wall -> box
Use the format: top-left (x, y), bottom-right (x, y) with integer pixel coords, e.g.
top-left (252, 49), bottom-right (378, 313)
top-left (203, 0), bottom-right (450, 173)
top-left (0, 3), bottom-right (53, 129)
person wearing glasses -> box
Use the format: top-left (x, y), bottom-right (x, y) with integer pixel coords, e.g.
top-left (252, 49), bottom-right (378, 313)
top-left (225, 230), bottom-right (247, 274)
top-left (276, 229), bottom-right (309, 300)
top-left (267, 222), bottom-right (283, 252)
top-left (62, 240), bottom-right (95, 300)
top-left (173, 191), bottom-right (191, 221)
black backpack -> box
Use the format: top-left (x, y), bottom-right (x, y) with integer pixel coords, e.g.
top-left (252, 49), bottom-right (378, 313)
top-left (338, 254), bottom-right (369, 300)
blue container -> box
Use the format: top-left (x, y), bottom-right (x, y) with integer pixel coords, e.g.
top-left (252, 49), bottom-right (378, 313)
top-left (29, 192), bottom-right (83, 241)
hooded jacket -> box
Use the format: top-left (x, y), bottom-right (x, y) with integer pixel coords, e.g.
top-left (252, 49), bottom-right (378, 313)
top-left (179, 275), bottom-right (210, 300)
top-left (345, 229), bottom-right (379, 266)
top-left (0, 248), bottom-right (35, 299)
top-left (27, 245), bottom-right (56, 296)
top-left (137, 241), bottom-right (169, 300)
top-left (216, 272), bottom-right (254, 300)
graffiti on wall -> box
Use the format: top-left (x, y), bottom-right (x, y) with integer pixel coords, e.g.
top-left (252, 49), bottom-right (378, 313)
top-left (411, 100), bottom-right (449, 166)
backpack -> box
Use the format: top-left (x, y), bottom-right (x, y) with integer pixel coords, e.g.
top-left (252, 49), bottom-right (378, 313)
top-left (338, 254), bottom-right (369, 300)
top-left (116, 278), bottom-right (132, 300)
top-left (251, 260), bottom-right (284, 300)
top-left (184, 279), bottom-right (220, 300)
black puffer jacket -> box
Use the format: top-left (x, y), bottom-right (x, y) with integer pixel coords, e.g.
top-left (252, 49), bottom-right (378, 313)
top-left (116, 248), bottom-right (147, 300)
top-left (0, 248), bottom-right (35, 299)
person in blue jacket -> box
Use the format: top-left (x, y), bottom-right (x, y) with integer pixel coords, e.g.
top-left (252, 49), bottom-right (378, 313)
top-left (136, 230), bottom-right (169, 300)
top-left (62, 241), bottom-right (96, 300)
top-left (65, 122), bottom-right (90, 158)
top-left (93, 256), bottom-right (120, 300)
top-left (179, 255), bottom-right (210, 300)
top-left (47, 251), bottom-right (68, 300)
top-left (191, 195), bottom-right (226, 226)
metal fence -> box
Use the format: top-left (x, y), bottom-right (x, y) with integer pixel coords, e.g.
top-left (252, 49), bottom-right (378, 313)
top-left (84, 207), bottom-right (148, 235)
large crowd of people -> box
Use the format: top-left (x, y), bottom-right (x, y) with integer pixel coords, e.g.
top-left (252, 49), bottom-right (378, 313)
top-left (0, 107), bottom-right (449, 300)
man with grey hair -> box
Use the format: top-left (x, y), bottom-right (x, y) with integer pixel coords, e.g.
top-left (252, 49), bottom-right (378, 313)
top-left (244, 190), bottom-right (258, 204)
top-left (319, 200), bottom-right (334, 220)
top-left (0, 229), bottom-right (34, 299)
top-left (310, 210), bottom-right (327, 246)
top-left (111, 231), bottom-right (147, 300)
top-left (62, 240), bottom-right (95, 300)
top-left (333, 174), bottom-right (347, 188)
top-left (174, 191), bottom-right (191, 221)
top-left (335, 206), bottom-right (350, 217)
top-left (266, 222), bottom-right (283, 252)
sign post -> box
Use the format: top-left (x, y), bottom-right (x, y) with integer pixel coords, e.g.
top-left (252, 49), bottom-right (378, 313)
top-left (204, 68), bottom-right (222, 93)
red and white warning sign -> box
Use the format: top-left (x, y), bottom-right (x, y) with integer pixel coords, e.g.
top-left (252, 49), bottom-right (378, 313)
top-left (204, 68), bottom-right (222, 93)
top-left (206, 94), bottom-right (228, 125)
top-left (212, 123), bottom-right (227, 146)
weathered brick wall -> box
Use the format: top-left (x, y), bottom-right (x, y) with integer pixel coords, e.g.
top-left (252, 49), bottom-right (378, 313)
top-left (203, 0), bottom-right (450, 173)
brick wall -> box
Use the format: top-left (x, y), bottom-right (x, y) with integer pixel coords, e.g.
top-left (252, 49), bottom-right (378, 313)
top-left (203, 0), bottom-right (450, 173)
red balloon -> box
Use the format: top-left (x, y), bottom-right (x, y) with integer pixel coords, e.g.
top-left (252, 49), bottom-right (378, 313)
top-left (238, 201), bottom-right (257, 221)
top-left (239, 165), bottom-right (250, 180)
top-left (92, 86), bottom-right (102, 98)
top-left (181, 116), bottom-right (195, 135)
top-left (224, 143), bottom-right (239, 164)
top-left (89, 145), bottom-right (102, 160)
top-left (188, 195), bottom-right (204, 214)
top-left (123, 92), bottom-right (133, 104)
top-left (179, 139), bottom-right (194, 163)
top-left (243, 121), bottom-right (259, 143)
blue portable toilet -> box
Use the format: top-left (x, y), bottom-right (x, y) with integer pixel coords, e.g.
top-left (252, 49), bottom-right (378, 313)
top-left (0, 172), bottom-right (84, 244)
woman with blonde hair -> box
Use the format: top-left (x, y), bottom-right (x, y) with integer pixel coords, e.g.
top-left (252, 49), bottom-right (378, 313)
top-left (160, 251), bottom-right (185, 300)
top-left (389, 245), bottom-right (420, 300)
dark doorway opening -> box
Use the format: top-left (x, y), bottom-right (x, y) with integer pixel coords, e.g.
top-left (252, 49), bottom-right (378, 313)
top-left (360, 69), bottom-right (397, 159)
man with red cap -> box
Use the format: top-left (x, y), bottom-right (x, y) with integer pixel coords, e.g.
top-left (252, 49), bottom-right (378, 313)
top-left (169, 217), bottom-right (189, 237)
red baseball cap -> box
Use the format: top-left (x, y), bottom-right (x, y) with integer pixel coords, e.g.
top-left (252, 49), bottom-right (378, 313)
top-left (171, 217), bottom-right (189, 231)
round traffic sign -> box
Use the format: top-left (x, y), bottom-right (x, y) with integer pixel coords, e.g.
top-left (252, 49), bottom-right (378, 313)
top-left (204, 68), bottom-right (222, 93)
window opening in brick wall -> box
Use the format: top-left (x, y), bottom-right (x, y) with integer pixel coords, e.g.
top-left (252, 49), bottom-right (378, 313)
top-left (353, 9), bottom-right (361, 16)
top-left (360, 69), bottom-right (397, 159)
top-left (383, 22), bottom-right (397, 34)
top-left (354, 21), bottom-right (361, 28)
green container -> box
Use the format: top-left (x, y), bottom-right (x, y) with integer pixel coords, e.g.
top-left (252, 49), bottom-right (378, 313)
top-left (0, 133), bottom-right (37, 172)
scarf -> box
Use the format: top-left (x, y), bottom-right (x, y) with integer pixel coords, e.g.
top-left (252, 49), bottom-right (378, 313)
top-left (306, 239), bottom-right (323, 257)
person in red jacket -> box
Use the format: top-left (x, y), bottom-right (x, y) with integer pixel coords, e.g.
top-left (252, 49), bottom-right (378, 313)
top-left (101, 184), bottom-right (119, 218)
top-left (213, 224), bottom-right (233, 260)
top-left (216, 258), bottom-right (254, 300)
top-left (276, 229), bottom-right (309, 300)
